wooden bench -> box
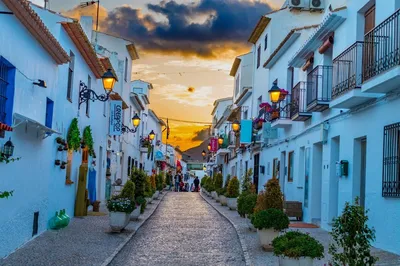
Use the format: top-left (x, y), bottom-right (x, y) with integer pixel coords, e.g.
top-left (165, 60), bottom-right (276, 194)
top-left (284, 201), bottom-right (303, 221)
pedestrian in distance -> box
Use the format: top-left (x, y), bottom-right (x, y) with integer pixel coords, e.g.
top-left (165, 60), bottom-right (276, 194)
top-left (194, 176), bottom-right (200, 192)
top-left (174, 174), bottom-right (180, 192)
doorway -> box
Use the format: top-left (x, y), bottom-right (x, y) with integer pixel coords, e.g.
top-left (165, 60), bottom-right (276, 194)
top-left (354, 137), bottom-right (367, 208)
top-left (329, 137), bottom-right (340, 223)
top-left (280, 151), bottom-right (286, 196)
top-left (311, 143), bottom-right (323, 225)
top-left (98, 146), bottom-right (103, 202)
top-left (253, 154), bottom-right (260, 193)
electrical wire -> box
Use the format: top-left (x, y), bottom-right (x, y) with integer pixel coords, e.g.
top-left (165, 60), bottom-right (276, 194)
top-left (132, 69), bottom-right (226, 76)
top-left (159, 117), bottom-right (212, 125)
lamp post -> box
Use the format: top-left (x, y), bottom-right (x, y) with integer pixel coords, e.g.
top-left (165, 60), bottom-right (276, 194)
top-left (79, 69), bottom-right (117, 109)
top-left (268, 80), bottom-right (281, 104)
top-left (122, 113), bottom-right (141, 134)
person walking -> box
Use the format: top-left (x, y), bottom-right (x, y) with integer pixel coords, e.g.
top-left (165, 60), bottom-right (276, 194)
top-left (194, 176), bottom-right (200, 192)
top-left (174, 174), bottom-right (180, 192)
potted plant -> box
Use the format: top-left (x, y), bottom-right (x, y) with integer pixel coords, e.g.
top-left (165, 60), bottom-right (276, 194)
top-left (67, 118), bottom-right (81, 152)
top-left (60, 163), bottom-right (66, 169)
top-left (107, 197), bottom-right (135, 232)
top-left (238, 193), bottom-right (258, 231)
top-left (219, 175), bottom-right (230, 206)
top-left (63, 144), bottom-right (68, 151)
top-left (150, 175), bottom-right (158, 199)
top-left (119, 180), bottom-right (140, 221)
top-left (56, 137), bottom-right (63, 144)
top-left (226, 176), bottom-right (240, 210)
top-left (214, 173), bottom-right (223, 202)
top-left (251, 208), bottom-right (289, 250)
top-left (55, 160), bottom-right (61, 166)
top-left (57, 146), bottom-right (64, 152)
top-left (279, 89), bottom-right (289, 101)
top-left (272, 231), bottom-right (324, 266)
top-left (254, 177), bottom-right (283, 213)
top-left (144, 176), bottom-right (153, 204)
top-left (329, 197), bottom-right (378, 266)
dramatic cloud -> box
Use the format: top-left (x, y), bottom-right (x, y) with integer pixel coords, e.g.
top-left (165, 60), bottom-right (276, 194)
top-left (153, 84), bottom-right (214, 106)
top-left (192, 127), bottom-right (210, 141)
top-left (101, 0), bottom-right (273, 58)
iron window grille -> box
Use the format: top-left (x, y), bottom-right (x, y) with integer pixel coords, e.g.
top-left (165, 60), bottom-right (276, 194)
top-left (0, 60), bottom-right (9, 124)
top-left (382, 122), bottom-right (400, 197)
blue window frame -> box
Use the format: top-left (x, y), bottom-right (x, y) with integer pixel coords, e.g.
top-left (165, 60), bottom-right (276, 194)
top-left (264, 34), bottom-right (268, 51)
top-left (0, 56), bottom-right (15, 126)
top-left (45, 98), bottom-right (54, 128)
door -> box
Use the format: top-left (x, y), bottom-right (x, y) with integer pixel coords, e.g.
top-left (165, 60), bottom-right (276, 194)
top-left (363, 5), bottom-right (376, 80)
top-left (280, 151), bottom-right (286, 196)
top-left (253, 154), bottom-right (260, 193)
top-left (360, 139), bottom-right (367, 209)
top-left (98, 146), bottom-right (103, 201)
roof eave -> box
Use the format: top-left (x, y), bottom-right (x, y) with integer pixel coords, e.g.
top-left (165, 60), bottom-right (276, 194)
top-left (248, 16), bottom-right (271, 44)
top-left (126, 44), bottom-right (139, 60)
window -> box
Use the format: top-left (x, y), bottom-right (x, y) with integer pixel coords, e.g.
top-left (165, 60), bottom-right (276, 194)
top-left (128, 156), bottom-right (131, 176)
top-left (124, 57), bottom-right (128, 82)
top-left (288, 151), bottom-right (294, 182)
top-left (243, 110), bottom-right (248, 120)
top-left (257, 45), bottom-right (261, 68)
top-left (67, 51), bottom-right (75, 102)
top-left (86, 75), bottom-right (91, 117)
top-left (45, 98), bottom-right (54, 128)
top-left (364, 5), bottom-right (375, 34)
top-left (287, 67), bottom-right (294, 90)
top-left (235, 74), bottom-right (240, 95)
top-left (0, 57), bottom-right (15, 126)
top-left (382, 122), bottom-right (400, 197)
top-left (264, 34), bottom-right (268, 51)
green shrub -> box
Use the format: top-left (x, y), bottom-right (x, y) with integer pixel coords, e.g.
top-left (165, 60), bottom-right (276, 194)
top-left (150, 175), bottom-right (156, 192)
top-left (272, 231), bottom-right (324, 259)
top-left (226, 176), bottom-right (240, 198)
top-left (329, 197), bottom-right (378, 266)
top-left (131, 169), bottom-right (146, 199)
top-left (241, 169), bottom-right (253, 193)
top-left (214, 173), bottom-right (223, 193)
top-left (136, 196), bottom-right (146, 214)
top-left (144, 176), bottom-right (153, 197)
top-left (67, 118), bottom-right (81, 151)
top-left (120, 180), bottom-right (135, 202)
top-left (216, 187), bottom-right (225, 196)
top-left (237, 193), bottom-right (257, 217)
top-left (224, 175), bottom-right (231, 190)
top-left (254, 177), bottom-right (283, 213)
top-left (107, 197), bottom-right (135, 213)
top-left (156, 174), bottom-right (163, 191)
top-left (251, 209), bottom-right (289, 231)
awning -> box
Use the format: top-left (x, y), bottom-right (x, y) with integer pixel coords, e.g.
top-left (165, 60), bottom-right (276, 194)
top-left (13, 113), bottom-right (60, 139)
top-left (0, 122), bottom-right (12, 132)
top-left (289, 8), bottom-right (347, 68)
top-left (109, 93), bottom-right (128, 109)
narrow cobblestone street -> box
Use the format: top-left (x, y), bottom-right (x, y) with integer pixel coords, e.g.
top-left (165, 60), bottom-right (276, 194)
top-left (110, 192), bottom-right (246, 266)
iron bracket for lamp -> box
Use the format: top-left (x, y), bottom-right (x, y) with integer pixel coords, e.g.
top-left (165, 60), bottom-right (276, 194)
top-left (79, 81), bottom-right (110, 109)
top-left (122, 124), bottom-right (138, 134)
top-left (0, 11), bottom-right (13, 15)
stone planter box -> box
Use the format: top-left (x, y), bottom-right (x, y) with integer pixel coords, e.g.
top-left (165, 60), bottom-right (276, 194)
top-left (145, 197), bottom-right (153, 204)
top-left (279, 256), bottom-right (313, 266)
top-left (227, 197), bottom-right (238, 210)
top-left (258, 228), bottom-right (279, 250)
top-left (220, 195), bottom-right (227, 206)
top-left (130, 206), bottom-right (141, 221)
top-left (109, 211), bottom-right (130, 232)
top-left (153, 191), bottom-right (160, 200)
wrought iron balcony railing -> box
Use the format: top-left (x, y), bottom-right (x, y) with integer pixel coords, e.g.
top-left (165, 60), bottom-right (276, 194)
top-left (332, 42), bottom-right (364, 99)
top-left (290, 81), bottom-right (310, 121)
top-left (364, 9), bottom-right (400, 82)
top-left (268, 95), bottom-right (291, 122)
top-left (306, 65), bottom-right (333, 111)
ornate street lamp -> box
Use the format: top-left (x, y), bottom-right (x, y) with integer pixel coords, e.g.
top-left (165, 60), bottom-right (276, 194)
top-left (207, 144), bottom-right (211, 151)
top-left (232, 120), bottom-right (241, 133)
top-left (79, 68), bottom-right (117, 109)
top-left (2, 138), bottom-right (14, 159)
top-left (149, 130), bottom-right (156, 141)
top-left (268, 80), bottom-right (281, 104)
top-left (218, 135), bottom-right (224, 145)
top-left (122, 113), bottom-right (141, 134)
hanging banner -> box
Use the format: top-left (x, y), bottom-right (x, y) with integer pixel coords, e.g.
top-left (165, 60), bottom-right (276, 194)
top-left (240, 120), bottom-right (252, 144)
top-left (210, 137), bottom-right (218, 152)
top-left (109, 101), bottom-right (122, 136)
top-left (263, 122), bottom-right (278, 141)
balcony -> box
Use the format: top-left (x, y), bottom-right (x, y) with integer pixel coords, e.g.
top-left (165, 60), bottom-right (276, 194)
top-left (330, 42), bottom-right (382, 109)
top-left (362, 9), bottom-right (400, 93)
top-left (290, 82), bottom-right (312, 121)
top-left (306, 65), bottom-right (333, 112)
top-left (269, 95), bottom-right (292, 129)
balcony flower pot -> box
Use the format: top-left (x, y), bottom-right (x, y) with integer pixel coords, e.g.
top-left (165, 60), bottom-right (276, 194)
top-left (279, 89), bottom-right (289, 101)
top-left (56, 137), bottom-right (63, 144)
top-left (109, 211), bottom-right (130, 232)
top-left (60, 164), bottom-right (66, 170)
top-left (55, 160), bottom-right (61, 166)
top-left (272, 231), bottom-right (324, 266)
top-left (271, 111), bottom-right (280, 120)
top-left (58, 146), bottom-right (64, 152)
top-left (220, 195), bottom-right (227, 206)
top-left (227, 197), bottom-right (238, 210)
top-left (130, 205), bottom-right (141, 221)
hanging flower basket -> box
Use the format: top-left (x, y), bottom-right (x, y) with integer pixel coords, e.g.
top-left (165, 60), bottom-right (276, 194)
top-left (279, 89), bottom-right (289, 101)
top-left (271, 111), bottom-right (280, 120)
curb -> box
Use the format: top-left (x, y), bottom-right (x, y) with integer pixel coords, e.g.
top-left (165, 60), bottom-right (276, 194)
top-left (101, 191), bottom-right (169, 266)
top-left (200, 192), bottom-right (252, 266)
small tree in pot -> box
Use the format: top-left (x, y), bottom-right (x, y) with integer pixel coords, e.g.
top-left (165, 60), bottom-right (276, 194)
top-left (219, 175), bottom-right (230, 206)
top-left (226, 176), bottom-right (240, 210)
top-left (251, 208), bottom-right (289, 250)
top-left (273, 231), bottom-right (324, 266)
top-left (213, 173), bottom-right (223, 201)
top-left (131, 169), bottom-right (146, 212)
top-left (107, 196), bottom-right (135, 232)
top-left (254, 177), bottom-right (283, 213)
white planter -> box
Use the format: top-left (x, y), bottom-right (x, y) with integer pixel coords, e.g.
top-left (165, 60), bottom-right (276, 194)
top-left (130, 206), bottom-right (141, 221)
top-left (279, 257), bottom-right (313, 266)
top-left (154, 191), bottom-right (160, 200)
top-left (257, 228), bottom-right (279, 248)
top-left (220, 195), bottom-right (227, 206)
top-left (227, 197), bottom-right (238, 210)
top-left (211, 191), bottom-right (217, 199)
top-left (215, 194), bottom-right (220, 202)
top-left (245, 215), bottom-right (256, 232)
top-left (145, 197), bottom-right (153, 204)
top-left (109, 211), bottom-right (130, 232)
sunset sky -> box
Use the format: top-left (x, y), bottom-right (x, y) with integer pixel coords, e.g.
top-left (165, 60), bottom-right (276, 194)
top-left (44, 0), bottom-right (284, 150)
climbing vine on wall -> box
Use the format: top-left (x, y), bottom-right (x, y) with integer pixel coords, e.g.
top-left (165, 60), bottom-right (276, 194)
top-left (67, 118), bottom-right (81, 152)
top-left (0, 190), bottom-right (13, 199)
top-left (83, 126), bottom-right (94, 156)
top-left (0, 154), bottom-right (20, 164)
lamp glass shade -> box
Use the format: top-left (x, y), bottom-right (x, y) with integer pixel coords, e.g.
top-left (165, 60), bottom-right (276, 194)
top-left (218, 136), bottom-right (224, 145)
top-left (232, 120), bottom-right (240, 132)
top-left (149, 130), bottom-right (156, 141)
top-left (132, 113), bottom-right (141, 128)
top-left (207, 144), bottom-right (211, 151)
top-left (3, 138), bottom-right (14, 158)
top-left (102, 69), bottom-right (117, 92)
top-left (268, 82), bottom-right (281, 103)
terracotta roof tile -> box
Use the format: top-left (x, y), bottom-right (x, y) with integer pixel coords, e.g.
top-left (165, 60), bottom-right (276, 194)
top-left (3, 0), bottom-right (69, 64)
top-left (248, 16), bottom-right (271, 44)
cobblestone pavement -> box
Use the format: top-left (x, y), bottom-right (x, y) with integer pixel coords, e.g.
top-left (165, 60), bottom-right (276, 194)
top-left (201, 192), bottom-right (400, 266)
top-left (110, 192), bottom-right (246, 266)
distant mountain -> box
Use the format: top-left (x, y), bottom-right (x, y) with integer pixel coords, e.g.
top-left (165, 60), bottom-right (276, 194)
top-left (183, 140), bottom-right (209, 162)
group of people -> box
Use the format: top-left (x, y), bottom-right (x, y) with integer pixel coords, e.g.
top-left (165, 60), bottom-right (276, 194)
top-left (174, 174), bottom-right (200, 192)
